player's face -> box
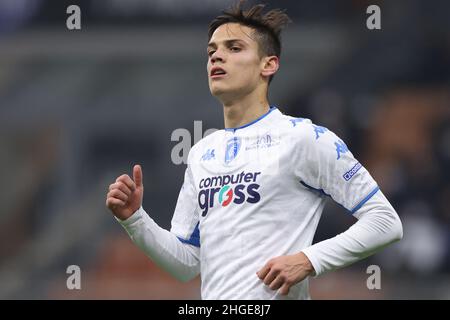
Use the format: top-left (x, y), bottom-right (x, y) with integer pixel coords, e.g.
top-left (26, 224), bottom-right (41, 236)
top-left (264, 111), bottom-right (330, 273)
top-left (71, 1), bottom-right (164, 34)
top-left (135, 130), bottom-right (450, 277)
top-left (207, 23), bottom-right (265, 102)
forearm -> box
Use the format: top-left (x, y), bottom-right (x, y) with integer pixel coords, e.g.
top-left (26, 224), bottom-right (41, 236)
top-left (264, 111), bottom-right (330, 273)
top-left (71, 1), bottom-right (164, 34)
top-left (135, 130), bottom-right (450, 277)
top-left (302, 191), bottom-right (403, 276)
top-left (116, 207), bottom-right (200, 282)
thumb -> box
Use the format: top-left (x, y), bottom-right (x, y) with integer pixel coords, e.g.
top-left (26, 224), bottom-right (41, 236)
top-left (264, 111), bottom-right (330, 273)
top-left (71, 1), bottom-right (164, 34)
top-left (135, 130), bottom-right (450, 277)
top-left (133, 164), bottom-right (143, 187)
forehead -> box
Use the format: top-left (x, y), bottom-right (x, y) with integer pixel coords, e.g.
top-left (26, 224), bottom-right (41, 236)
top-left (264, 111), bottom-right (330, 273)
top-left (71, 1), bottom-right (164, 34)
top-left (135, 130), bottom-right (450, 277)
top-left (209, 23), bottom-right (257, 46)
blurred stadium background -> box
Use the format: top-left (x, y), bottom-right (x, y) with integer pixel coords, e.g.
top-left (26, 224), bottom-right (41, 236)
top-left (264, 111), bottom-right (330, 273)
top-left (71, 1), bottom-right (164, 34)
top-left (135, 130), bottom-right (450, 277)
top-left (0, 0), bottom-right (449, 299)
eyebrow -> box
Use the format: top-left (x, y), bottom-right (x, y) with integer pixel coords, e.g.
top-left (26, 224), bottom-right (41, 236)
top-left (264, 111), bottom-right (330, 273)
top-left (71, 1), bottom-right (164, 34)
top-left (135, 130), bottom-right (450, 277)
top-left (207, 39), bottom-right (248, 49)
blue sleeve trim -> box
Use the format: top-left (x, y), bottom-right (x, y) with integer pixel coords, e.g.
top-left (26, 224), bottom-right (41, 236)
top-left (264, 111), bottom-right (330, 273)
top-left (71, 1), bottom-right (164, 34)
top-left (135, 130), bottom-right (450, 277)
top-left (177, 222), bottom-right (200, 248)
top-left (350, 186), bottom-right (380, 214)
top-left (300, 180), bottom-right (349, 212)
top-left (300, 181), bottom-right (330, 197)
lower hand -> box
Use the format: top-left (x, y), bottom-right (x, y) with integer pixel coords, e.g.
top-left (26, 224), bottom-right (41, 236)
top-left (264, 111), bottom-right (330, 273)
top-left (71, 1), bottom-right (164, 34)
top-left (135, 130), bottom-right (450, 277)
top-left (256, 251), bottom-right (315, 295)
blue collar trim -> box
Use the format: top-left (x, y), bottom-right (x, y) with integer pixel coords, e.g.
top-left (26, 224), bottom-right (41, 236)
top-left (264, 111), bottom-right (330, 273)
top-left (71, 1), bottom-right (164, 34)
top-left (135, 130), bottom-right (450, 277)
top-left (225, 106), bottom-right (277, 132)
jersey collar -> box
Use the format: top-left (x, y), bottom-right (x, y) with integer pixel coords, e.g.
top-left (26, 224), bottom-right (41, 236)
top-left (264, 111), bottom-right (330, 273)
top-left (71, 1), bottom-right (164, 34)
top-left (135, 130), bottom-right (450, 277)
top-left (224, 106), bottom-right (279, 133)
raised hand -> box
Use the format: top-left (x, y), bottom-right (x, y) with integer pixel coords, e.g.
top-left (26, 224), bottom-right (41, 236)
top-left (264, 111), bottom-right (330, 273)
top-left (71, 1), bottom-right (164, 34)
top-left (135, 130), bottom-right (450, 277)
top-left (106, 164), bottom-right (144, 221)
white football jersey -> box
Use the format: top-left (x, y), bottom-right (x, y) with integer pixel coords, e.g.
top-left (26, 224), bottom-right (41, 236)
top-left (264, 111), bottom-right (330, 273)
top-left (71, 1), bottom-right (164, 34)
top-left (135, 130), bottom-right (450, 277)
top-left (170, 107), bottom-right (379, 300)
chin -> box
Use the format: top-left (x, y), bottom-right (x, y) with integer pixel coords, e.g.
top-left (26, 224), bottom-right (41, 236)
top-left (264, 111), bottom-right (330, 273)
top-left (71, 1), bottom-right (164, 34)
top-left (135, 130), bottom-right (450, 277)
top-left (210, 85), bottom-right (228, 98)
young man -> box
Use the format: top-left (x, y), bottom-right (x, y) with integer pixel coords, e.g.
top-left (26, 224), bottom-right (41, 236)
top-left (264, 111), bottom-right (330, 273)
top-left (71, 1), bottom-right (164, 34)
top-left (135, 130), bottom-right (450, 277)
top-left (106, 1), bottom-right (403, 300)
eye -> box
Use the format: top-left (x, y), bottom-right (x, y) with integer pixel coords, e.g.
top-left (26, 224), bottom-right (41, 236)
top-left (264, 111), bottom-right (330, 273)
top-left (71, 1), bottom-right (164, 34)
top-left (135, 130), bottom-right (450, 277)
top-left (208, 50), bottom-right (216, 57)
top-left (230, 47), bottom-right (241, 52)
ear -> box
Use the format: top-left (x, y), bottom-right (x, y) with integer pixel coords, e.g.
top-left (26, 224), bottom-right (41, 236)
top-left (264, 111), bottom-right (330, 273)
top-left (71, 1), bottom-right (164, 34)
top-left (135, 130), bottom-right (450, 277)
top-left (261, 55), bottom-right (279, 79)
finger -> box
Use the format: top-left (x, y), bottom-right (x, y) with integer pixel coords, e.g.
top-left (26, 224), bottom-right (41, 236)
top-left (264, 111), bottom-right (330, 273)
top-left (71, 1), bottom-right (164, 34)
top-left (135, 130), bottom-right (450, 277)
top-left (109, 182), bottom-right (132, 196)
top-left (269, 274), bottom-right (285, 290)
top-left (279, 283), bottom-right (291, 296)
top-left (106, 197), bottom-right (126, 208)
top-left (116, 174), bottom-right (136, 191)
top-left (133, 164), bottom-right (143, 187)
top-left (263, 268), bottom-right (279, 286)
top-left (256, 264), bottom-right (271, 280)
top-left (108, 189), bottom-right (128, 202)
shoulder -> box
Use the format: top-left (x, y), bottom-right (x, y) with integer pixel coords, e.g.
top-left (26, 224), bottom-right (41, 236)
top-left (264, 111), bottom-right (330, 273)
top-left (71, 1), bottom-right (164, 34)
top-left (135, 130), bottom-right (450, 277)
top-left (277, 111), bottom-right (348, 158)
top-left (277, 111), bottom-right (329, 144)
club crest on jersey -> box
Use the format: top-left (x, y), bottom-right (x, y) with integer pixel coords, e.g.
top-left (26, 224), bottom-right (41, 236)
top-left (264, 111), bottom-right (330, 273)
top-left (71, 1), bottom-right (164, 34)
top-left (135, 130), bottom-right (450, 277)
top-left (225, 137), bottom-right (241, 164)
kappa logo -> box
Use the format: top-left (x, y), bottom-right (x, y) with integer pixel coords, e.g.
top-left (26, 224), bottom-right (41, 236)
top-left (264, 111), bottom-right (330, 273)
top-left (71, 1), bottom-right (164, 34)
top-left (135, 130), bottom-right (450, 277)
top-left (290, 118), bottom-right (305, 127)
top-left (335, 139), bottom-right (349, 160)
top-left (201, 149), bottom-right (215, 161)
top-left (313, 125), bottom-right (328, 140)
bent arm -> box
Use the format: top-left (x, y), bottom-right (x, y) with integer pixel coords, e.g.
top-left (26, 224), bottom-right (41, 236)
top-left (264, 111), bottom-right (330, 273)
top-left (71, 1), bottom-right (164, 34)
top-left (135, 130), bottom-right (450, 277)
top-left (117, 207), bottom-right (200, 282)
top-left (302, 190), bottom-right (403, 277)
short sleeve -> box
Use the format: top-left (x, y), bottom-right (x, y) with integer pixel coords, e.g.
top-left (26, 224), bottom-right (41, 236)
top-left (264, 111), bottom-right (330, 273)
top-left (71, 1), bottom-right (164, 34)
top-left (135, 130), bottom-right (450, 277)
top-left (292, 124), bottom-right (379, 214)
top-left (170, 164), bottom-right (200, 247)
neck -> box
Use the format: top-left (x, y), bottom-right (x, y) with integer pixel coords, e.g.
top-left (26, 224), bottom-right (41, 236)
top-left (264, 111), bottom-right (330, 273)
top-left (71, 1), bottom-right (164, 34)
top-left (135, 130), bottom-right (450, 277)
top-left (221, 88), bottom-right (270, 129)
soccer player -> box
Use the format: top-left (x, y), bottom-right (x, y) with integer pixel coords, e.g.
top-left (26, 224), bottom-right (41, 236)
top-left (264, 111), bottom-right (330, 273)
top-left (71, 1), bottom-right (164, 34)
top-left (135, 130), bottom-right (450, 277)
top-left (106, 1), bottom-right (403, 299)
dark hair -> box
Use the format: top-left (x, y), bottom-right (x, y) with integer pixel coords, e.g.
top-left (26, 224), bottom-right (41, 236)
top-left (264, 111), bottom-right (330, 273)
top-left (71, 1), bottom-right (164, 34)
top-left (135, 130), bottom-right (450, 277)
top-left (208, 0), bottom-right (292, 83)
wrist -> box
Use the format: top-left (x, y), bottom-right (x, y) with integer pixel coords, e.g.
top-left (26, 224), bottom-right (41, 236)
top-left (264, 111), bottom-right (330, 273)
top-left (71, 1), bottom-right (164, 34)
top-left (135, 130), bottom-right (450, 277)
top-left (115, 206), bottom-right (143, 226)
top-left (298, 251), bottom-right (315, 276)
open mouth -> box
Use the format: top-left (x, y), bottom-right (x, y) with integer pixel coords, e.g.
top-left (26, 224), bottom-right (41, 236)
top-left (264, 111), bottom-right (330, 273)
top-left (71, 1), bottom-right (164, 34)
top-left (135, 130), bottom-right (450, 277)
top-left (210, 67), bottom-right (227, 79)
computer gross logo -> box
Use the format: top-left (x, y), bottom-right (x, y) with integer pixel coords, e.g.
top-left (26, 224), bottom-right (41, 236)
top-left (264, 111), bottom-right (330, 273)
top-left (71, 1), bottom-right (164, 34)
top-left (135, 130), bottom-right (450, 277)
top-left (198, 171), bottom-right (261, 216)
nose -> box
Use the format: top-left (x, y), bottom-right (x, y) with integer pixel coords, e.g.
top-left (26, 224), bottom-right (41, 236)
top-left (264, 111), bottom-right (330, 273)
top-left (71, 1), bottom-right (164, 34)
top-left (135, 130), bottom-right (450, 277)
top-left (210, 49), bottom-right (224, 64)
